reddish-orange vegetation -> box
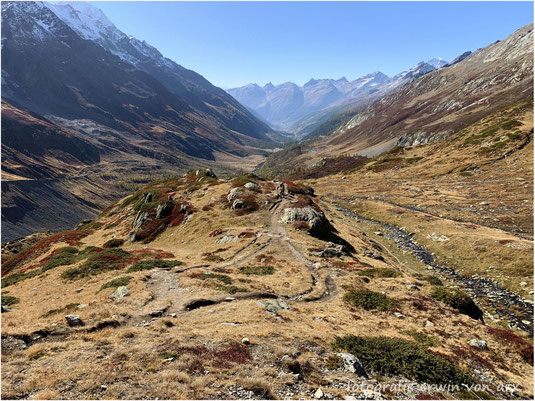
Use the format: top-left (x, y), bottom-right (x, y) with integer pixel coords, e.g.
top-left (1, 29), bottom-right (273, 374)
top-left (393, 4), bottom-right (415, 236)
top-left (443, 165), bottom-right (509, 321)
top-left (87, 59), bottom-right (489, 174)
top-left (284, 181), bottom-right (314, 195)
top-left (255, 254), bottom-right (275, 264)
top-left (293, 221), bottom-right (311, 231)
top-left (487, 326), bottom-right (533, 365)
top-left (233, 194), bottom-right (258, 216)
top-left (210, 228), bottom-right (223, 237)
top-left (157, 191), bottom-right (177, 200)
top-left (202, 203), bottom-right (215, 211)
top-left (262, 181), bottom-right (276, 193)
top-left (131, 249), bottom-right (175, 259)
top-left (238, 231), bottom-right (255, 238)
top-left (1, 230), bottom-right (89, 276)
top-left (173, 343), bottom-right (252, 369)
top-left (448, 345), bottom-right (498, 373)
top-left (135, 202), bottom-right (197, 242)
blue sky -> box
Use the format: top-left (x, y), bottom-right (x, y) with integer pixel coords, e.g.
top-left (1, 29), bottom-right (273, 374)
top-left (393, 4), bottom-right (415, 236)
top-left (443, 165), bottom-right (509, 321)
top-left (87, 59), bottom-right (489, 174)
top-left (93, 1), bottom-right (533, 88)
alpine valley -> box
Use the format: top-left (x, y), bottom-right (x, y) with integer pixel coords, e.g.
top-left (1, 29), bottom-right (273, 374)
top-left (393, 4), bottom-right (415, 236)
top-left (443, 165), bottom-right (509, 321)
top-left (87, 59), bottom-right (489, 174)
top-left (1, 2), bottom-right (534, 401)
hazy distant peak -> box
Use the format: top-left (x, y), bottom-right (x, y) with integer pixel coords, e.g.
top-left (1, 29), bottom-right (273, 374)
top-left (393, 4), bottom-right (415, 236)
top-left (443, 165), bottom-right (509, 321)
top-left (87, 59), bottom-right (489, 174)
top-left (427, 57), bottom-right (449, 69)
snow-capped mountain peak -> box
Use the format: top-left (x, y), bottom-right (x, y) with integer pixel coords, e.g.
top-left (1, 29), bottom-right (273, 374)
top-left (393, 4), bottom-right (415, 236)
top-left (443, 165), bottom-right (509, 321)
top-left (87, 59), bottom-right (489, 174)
top-left (2, 1), bottom-right (68, 42)
top-left (43, 1), bottom-right (168, 66)
top-left (45, 1), bottom-right (115, 41)
top-left (427, 57), bottom-right (448, 69)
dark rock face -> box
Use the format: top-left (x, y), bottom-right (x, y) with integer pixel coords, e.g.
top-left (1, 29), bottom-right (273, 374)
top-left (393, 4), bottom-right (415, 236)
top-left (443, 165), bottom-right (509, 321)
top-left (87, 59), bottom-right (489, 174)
top-left (65, 314), bottom-right (84, 327)
top-left (156, 199), bottom-right (175, 219)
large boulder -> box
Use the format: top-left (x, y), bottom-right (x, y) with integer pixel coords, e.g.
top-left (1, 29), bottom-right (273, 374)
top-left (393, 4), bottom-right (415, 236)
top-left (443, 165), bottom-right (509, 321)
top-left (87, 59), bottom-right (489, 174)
top-left (216, 234), bottom-right (238, 244)
top-left (111, 286), bottom-right (130, 300)
top-left (310, 242), bottom-right (346, 258)
top-left (244, 182), bottom-right (260, 191)
top-left (468, 339), bottom-right (488, 350)
top-left (65, 314), bottom-right (84, 327)
top-left (232, 199), bottom-right (244, 209)
top-left (337, 352), bottom-right (368, 378)
top-left (227, 187), bottom-right (244, 202)
top-left (280, 206), bottom-right (332, 238)
top-left (156, 199), bottom-right (175, 219)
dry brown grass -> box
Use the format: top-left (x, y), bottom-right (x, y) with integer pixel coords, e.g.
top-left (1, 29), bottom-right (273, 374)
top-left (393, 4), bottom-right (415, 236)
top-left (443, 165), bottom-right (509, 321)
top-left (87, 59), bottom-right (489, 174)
top-left (2, 162), bottom-right (533, 399)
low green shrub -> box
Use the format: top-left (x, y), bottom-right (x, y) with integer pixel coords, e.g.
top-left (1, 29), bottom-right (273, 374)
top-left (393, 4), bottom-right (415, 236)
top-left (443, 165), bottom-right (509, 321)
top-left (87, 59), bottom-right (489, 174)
top-left (218, 285), bottom-right (247, 294)
top-left (401, 329), bottom-right (439, 347)
top-left (239, 265), bottom-right (275, 275)
top-left (41, 252), bottom-right (78, 272)
top-left (431, 287), bottom-right (483, 320)
top-left (103, 239), bottom-right (125, 248)
top-left (414, 274), bottom-right (443, 286)
top-left (196, 272), bottom-right (232, 284)
top-left (62, 260), bottom-right (115, 280)
top-left (2, 270), bottom-right (41, 288)
top-left (333, 335), bottom-right (473, 385)
top-left (343, 289), bottom-right (397, 311)
top-left (1, 295), bottom-right (20, 307)
top-left (99, 276), bottom-right (133, 292)
top-left (357, 268), bottom-right (400, 278)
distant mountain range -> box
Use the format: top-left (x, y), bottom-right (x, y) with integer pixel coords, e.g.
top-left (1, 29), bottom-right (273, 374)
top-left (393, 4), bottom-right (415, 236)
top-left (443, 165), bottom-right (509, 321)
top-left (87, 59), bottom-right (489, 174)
top-left (227, 58), bottom-right (448, 134)
top-left (1, 1), bottom-right (279, 241)
top-left (258, 23), bottom-right (533, 176)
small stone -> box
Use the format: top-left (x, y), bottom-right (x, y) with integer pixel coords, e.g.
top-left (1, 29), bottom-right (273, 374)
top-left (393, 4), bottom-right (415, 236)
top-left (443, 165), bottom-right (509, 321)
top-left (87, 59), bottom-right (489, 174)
top-left (314, 388), bottom-right (324, 399)
top-left (232, 199), bottom-right (245, 209)
top-left (242, 337), bottom-right (250, 345)
top-left (425, 320), bottom-right (435, 327)
top-left (65, 315), bottom-right (84, 327)
top-left (468, 339), bottom-right (488, 350)
top-left (520, 281), bottom-right (528, 287)
top-left (427, 232), bottom-right (450, 242)
top-left (374, 231), bottom-right (383, 236)
top-left (216, 234), bottom-right (238, 244)
top-left (479, 201), bottom-right (489, 206)
top-left (522, 320), bottom-right (531, 325)
top-left (393, 312), bottom-right (404, 319)
top-left (244, 182), bottom-right (260, 191)
top-left (78, 304), bottom-right (88, 309)
top-left (337, 352), bottom-right (368, 378)
top-left (111, 286), bottom-right (130, 300)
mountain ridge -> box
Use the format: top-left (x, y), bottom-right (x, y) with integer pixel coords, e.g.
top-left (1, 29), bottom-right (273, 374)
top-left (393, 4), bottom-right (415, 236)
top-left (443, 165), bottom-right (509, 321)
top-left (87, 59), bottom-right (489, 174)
top-left (227, 59), bottom-right (446, 134)
top-left (1, 1), bottom-right (279, 241)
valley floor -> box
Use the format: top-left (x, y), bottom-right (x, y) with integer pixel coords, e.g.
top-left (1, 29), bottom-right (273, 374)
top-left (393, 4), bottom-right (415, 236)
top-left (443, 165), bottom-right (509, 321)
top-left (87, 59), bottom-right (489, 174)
top-left (1, 166), bottom-right (533, 399)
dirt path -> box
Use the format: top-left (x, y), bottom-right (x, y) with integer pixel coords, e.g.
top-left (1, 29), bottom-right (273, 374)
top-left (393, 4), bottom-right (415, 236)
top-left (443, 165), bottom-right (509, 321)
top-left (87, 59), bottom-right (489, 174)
top-left (329, 194), bottom-right (533, 240)
top-left (140, 197), bottom-right (338, 318)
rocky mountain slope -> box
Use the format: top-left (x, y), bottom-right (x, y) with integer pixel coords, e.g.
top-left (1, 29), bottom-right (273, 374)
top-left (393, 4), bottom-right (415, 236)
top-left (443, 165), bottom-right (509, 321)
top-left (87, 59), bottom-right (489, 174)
top-left (227, 59), bottom-right (445, 135)
top-left (1, 162), bottom-right (532, 399)
top-left (258, 23), bottom-right (533, 176)
top-left (1, 1), bottom-right (279, 242)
